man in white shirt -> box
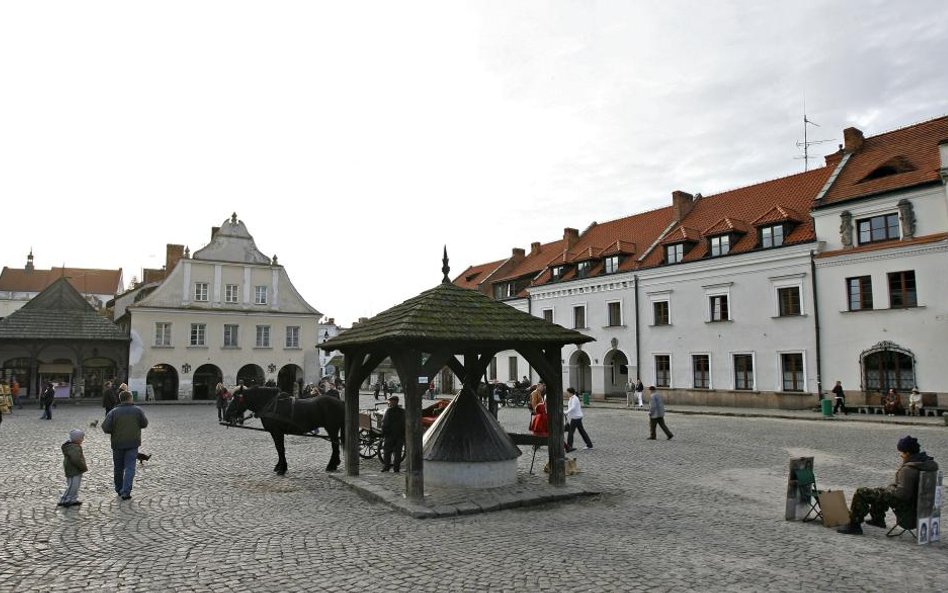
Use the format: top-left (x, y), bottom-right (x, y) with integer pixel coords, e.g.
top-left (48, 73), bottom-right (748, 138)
top-left (565, 387), bottom-right (593, 452)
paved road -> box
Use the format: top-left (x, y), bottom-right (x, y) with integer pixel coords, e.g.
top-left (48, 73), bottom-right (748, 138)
top-left (1, 397), bottom-right (945, 593)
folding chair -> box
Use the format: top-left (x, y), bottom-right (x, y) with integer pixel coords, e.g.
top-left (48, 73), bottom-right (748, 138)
top-left (794, 467), bottom-right (823, 523)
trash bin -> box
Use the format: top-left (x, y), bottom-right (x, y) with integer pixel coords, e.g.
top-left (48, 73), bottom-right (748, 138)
top-left (582, 392), bottom-right (590, 406)
top-left (821, 398), bottom-right (833, 417)
top-left (132, 390), bottom-right (139, 402)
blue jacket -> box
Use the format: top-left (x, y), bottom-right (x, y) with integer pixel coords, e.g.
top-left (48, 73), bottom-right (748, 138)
top-left (102, 402), bottom-right (148, 449)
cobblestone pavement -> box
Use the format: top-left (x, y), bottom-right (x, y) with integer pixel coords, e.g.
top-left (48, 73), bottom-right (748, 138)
top-left (1, 396), bottom-right (945, 593)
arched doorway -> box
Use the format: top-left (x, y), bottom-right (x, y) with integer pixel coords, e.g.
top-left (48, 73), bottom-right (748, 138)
top-left (568, 350), bottom-right (591, 394)
top-left (278, 364), bottom-right (303, 395)
top-left (192, 364), bottom-right (222, 401)
top-left (603, 349), bottom-right (629, 396)
top-left (146, 363), bottom-right (179, 401)
top-left (82, 357), bottom-right (117, 400)
top-left (237, 364), bottom-right (265, 388)
top-left (861, 341), bottom-right (916, 395)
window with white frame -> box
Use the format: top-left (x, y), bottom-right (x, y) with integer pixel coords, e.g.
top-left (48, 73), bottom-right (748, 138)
top-left (573, 305), bottom-right (586, 329)
top-left (255, 325), bottom-right (271, 347)
top-left (733, 354), bottom-right (754, 390)
top-left (607, 301), bottom-right (622, 327)
top-left (508, 356), bottom-right (518, 381)
top-left (190, 323), bottom-right (206, 346)
top-left (704, 283), bottom-right (732, 322)
top-left (692, 354), bottom-right (710, 388)
top-left (655, 355), bottom-right (670, 388)
top-left (551, 266), bottom-right (565, 281)
top-left (194, 282), bottom-right (209, 302)
top-left (223, 324), bottom-right (239, 347)
top-left (285, 326), bottom-right (300, 348)
top-left (154, 322), bottom-right (171, 346)
top-left (781, 352), bottom-right (804, 392)
top-left (666, 244), bottom-right (684, 264)
top-left (225, 284), bottom-right (239, 304)
top-left (604, 255), bottom-right (620, 274)
top-left (542, 308), bottom-right (554, 324)
top-left (653, 301), bottom-right (670, 326)
top-left (771, 274), bottom-right (805, 317)
top-left (710, 295), bottom-right (729, 321)
top-left (254, 286), bottom-right (268, 305)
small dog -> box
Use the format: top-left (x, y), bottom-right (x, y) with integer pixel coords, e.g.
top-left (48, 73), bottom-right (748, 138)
top-left (137, 452), bottom-right (151, 466)
top-left (89, 419), bottom-right (99, 428)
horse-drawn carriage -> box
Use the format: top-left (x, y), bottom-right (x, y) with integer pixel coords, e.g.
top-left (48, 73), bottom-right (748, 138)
top-left (357, 398), bottom-right (451, 460)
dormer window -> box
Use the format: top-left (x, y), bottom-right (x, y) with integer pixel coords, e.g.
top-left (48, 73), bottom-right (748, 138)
top-left (760, 224), bottom-right (785, 248)
top-left (551, 266), bottom-right (565, 281)
top-left (493, 282), bottom-right (515, 300)
top-left (666, 244), bottom-right (684, 264)
top-left (604, 255), bottom-right (620, 274)
top-left (576, 261), bottom-right (591, 279)
top-left (859, 156), bottom-right (916, 183)
top-left (709, 235), bottom-right (731, 257)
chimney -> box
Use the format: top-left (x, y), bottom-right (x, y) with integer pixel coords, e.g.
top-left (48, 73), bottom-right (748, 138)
top-left (211, 226), bottom-right (220, 241)
top-left (511, 247), bottom-right (525, 260)
top-left (328, 318), bottom-right (335, 326)
top-left (530, 242), bottom-right (541, 256)
top-left (564, 228), bottom-right (580, 248)
top-left (165, 244), bottom-right (185, 273)
top-left (843, 127), bottom-right (865, 153)
top-left (672, 190), bottom-right (695, 221)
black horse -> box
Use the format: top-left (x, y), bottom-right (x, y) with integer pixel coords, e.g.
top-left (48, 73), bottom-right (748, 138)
top-left (224, 386), bottom-right (345, 474)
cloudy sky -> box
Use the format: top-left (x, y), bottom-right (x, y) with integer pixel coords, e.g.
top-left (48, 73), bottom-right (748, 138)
top-left (3, 1), bottom-right (947, 326)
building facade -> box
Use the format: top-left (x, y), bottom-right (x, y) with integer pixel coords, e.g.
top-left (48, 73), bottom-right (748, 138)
top-left (456, 114), bottom-right (948, 410)
top-left (125, 214), bottom-right (322, 400)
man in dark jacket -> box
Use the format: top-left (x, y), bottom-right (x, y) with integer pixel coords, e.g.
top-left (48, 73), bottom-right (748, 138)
top-left (102, 381), bottom-right (118, 417)
top-left (102, 390), bottom-right (149, 500)
top-left (838, 435), bottom-right (939, 534)
top-left (380, 396), bottom-right (405, 472)
top-left (40, 382), bottom-right (55, 420)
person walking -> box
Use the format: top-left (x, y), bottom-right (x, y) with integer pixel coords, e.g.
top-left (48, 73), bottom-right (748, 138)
top-left (634, 378), bottom-right (645, 408)
top-left (564, 387), bottom-right (593, 452)
top-left (102, 390), bottom-right (149, 500)
top-left (11, 378), bottom-right (21, 410)
top-left (215, 382), bottom-right (230, 421)
top-left (832, 380), bottom-right (847, 415)
top-left (57, 429), bottom-right (88, 508)
top-left (102, 381), bottom-right (118, 417)
top-left (373, 382), bottom-right (381, 401)
top-left (40, 382), bottom-right (55, 420)
top-left (380, 396), bottom-right (405, 472)
top-left (647, 385), bottom-right (673, 440)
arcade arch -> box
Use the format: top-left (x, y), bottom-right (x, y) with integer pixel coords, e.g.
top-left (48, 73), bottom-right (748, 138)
top-left (192, 364), bottom-right (223, 401)
top-left (146, 363), bottom-right (179, 401)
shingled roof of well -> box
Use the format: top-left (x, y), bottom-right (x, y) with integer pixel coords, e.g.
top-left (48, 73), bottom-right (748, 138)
top-left (0, 277), bottom-right (129, 341)
top-left (320, 280), bottom-right (593, 350)
top-left (422, 387), bottom-right (522, 462)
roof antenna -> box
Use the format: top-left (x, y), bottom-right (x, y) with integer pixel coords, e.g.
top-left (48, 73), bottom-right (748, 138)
top-left (442, 246), bottom-right (451, 284)
top-left (795, 96), bottom-right (834, 172)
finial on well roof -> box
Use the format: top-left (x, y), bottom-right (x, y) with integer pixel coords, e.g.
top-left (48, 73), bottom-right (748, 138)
top-left (442, 246), bottom-right (450, 284)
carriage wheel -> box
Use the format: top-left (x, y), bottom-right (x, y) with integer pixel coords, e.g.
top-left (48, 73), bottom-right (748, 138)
top-left (358, 429), bottom-right (381, 459)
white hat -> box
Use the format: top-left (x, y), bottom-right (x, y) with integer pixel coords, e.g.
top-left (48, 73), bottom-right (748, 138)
top-left (68, 429), bottom-right (85, 442)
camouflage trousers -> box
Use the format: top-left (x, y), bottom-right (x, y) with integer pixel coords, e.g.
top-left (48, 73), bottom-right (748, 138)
top-left (849, 487), bottom-right (912, 525)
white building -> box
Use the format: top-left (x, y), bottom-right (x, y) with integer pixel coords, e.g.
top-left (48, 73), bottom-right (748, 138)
top-left (456, 114), bottom-right (948, 410)
top-left (812, 119), bottom-right (948, 409)
top-left (125, 214), bottom-right (322, 400)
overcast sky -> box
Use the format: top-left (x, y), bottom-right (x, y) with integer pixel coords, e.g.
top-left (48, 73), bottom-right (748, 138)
top-left (3, 1), bottom-right (947, 327)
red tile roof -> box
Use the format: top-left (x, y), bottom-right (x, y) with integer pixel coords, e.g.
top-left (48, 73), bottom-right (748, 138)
top-left (453, 259), bottom-right (506, 290)
top-left (0, 267), bottom-right (124, 296)
top-left (641, 166), bottom-right (832, 267)
top-left (819, 114), bottom-right (948, 206)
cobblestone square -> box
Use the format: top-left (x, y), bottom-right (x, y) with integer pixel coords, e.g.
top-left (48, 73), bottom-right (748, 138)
top-left (1, 397), bottom-right (945, 592)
